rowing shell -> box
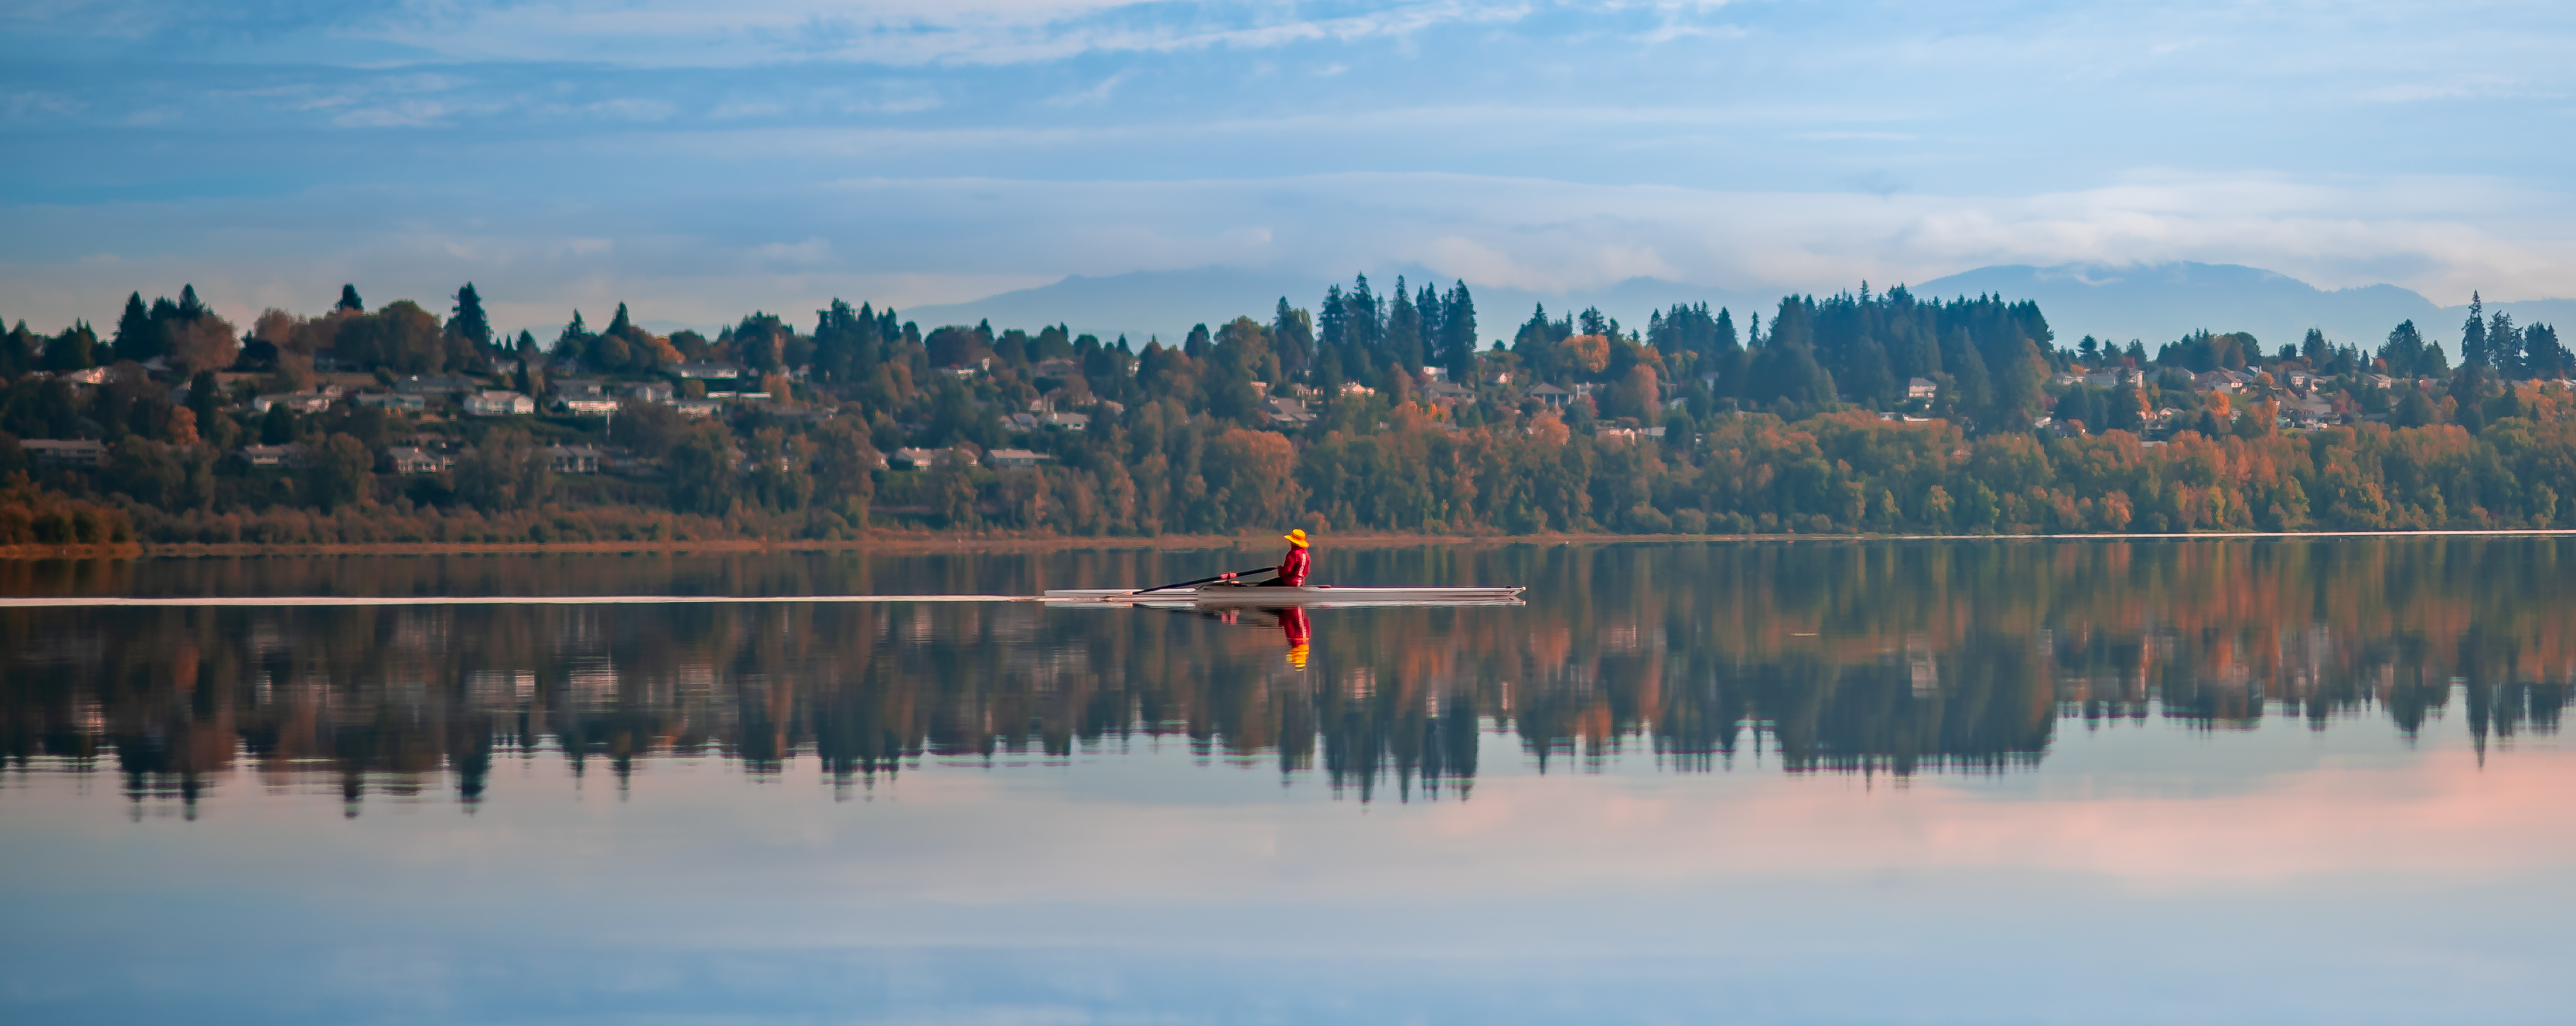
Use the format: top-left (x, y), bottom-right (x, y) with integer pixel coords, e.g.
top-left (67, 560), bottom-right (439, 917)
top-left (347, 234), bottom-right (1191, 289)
top-left (1044, 585), bottom-right (1525, 607)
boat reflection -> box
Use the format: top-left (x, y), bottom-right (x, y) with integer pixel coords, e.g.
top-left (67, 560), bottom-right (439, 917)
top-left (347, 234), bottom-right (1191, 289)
top-left (4, 538), bottom-right (2573, 811)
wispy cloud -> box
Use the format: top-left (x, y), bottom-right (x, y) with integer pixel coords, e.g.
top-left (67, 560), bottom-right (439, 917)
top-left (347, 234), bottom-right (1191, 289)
top-left (1044, 69), bottom-right (1133, 107)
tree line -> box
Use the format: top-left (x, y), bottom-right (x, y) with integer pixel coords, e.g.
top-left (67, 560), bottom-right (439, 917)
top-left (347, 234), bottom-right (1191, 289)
top-left (1, 275), bottom-right (2571, 546)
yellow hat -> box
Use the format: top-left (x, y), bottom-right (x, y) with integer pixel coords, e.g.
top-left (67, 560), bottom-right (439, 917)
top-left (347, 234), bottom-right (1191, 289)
top-left (1283, 529), bottom-right (1309, 547)
top-left (1287, 642), bottom-right (1310, 670)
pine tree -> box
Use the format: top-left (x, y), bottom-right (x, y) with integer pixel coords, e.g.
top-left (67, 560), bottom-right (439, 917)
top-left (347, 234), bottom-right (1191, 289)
top-left (1385, 276), bottom-right (1423, 373)
top-left (337, 284), bottom-right (365, 312)
top-left (2461, 293), bottom-right (2488, 367)
top-left (1417, 280), bottom-right (1445, 363)
top-left (448, 283), bottom-right (493, 354)
top-left (2382, 321), bottom-right (2426, 377)
top-left (2490, 311), bottom-right (2519, 378)
top-left (1270, 298), bottom-right (1314, 380)
top-left (177, 285), bottom-right (207, 319)
top-left (1440, 282), bottom-right (1479, 382)
top-left (111, 292), bottom-right (159, 363)
top-left (554, 311), bottom-right (589, 362)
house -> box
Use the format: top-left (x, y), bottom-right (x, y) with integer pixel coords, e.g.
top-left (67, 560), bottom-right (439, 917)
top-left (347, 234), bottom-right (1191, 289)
top-left (1032, 358), bottom-right (1082, 379)
top-left (545, 444), bottom-right (604, 475)
top-left (1005, 412), bottom-right (1040, 432)
top-left (465, 390), bottom-right (535, 416)
top-left (1259, 397), bottom-right (1314, 428)
top-left (551, 377), bottom-right (607, 399)
top-left (2282, 397), bottom-right (2335, 429)
top-left (394, 374), bottom-right (479, 396)
top-left (1528, 383), bottom-right (1573, 408)
top-left (605, 449), bottom-right (663, 476)
top-left (1339, 382), bottom-right (1376, 397)
top-left (889, 447), bottom-right (947, 470)
top-left (668, 399), bottom-right (720, 418)
top-left (1906, 377), bottom-right (1938, 400)
top-left (985, 448), bottom-right (1049, 469)
top-left (2191, 369), bottom-right (2249, 393)
top-left (253, 391), bottom-right (336, 414)
top-left (559, 397), bottom-right (620, 416)
top-left (668, 362), bottom-right (743, 380)
top-left (354, 391), bottom-right (427, 412)
top-left (1594, 427), bottom-right (1666, 443)
top-left (625, 381), bottom-right (675, 403)
top-left (1040, 411), bottom-right (1091, 430)
top-left (386, 447), bottom-right (453, 474)
top-left (1422, 380), bottom-right (1474, 406)
top-left (237, 443), bottom-right (310, 469)
top-left (21, 439), bottom-right (108, 467)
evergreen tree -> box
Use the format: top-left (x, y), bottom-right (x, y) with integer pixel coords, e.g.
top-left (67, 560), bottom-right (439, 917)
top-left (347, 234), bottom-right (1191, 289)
top-left (448, 283), bottom-right (493, 356)
top-left (1417, 280), bottom-right (1445, 365)
top-left (1942, 327), bottom-right (1991, 417)
top-left (177, 284), bottom-right (207, 319)
top-left (337, 284), bottom-right (365, 312)
top-left (44, 323), bottom-right (98, 372)
top-left (1270, 298), bottom-right (1315, 380)
top-left (2302, 328), bottom-right (2329, 364)
top-left (1385, 276), bottom-right (1423, 373)
top-left (0, 321), bottom-right (38, 377)
top-left (1439, 282), bottom-right (1479, 382)
top-left (2460, 293), bottom-right (2488, 367)
top-left (554, 311), bottom-right (590, 362)
top-left (111, 292), bottom-right (161, 363)
top-left (2489, 311), bottom-right (2519, 377)
top-left (2381, 321), bottom-right (2428, 376)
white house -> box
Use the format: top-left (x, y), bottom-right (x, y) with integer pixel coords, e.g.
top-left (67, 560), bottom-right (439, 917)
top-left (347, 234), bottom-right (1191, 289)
top-left (466, 390), bottom-right (535, 416)
top-left (21, 439), bottom-right (108, 467)
top-left (1906, 377), bottom-right (1938, 400)
top-left (985, 448), bottom-right (1049, 469)
top-left (386, 447), bottom-right (453, 474)
top-left (669, 362), bottom-right (743, 380)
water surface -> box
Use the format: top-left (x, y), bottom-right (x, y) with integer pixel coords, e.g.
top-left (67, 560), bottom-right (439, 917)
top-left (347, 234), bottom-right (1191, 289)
top-left (3, 540), bottom-right (2571, 1024)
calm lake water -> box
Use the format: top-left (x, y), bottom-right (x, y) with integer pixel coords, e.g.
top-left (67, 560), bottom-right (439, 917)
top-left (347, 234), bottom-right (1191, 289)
top-left (4, 539), bottom-right (2572, 1025)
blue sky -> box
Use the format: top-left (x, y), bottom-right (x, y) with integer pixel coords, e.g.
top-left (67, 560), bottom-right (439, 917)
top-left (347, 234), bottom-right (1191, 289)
top-left (4, 1), bottom-right (2573, 335)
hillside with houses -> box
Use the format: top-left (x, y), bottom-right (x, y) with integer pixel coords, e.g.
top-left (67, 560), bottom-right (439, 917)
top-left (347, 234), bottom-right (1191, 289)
top-left (0, 277), bottom-right (2569, 547)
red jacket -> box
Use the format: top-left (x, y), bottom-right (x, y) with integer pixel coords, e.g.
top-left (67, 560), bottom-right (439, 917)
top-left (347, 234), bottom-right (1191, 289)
top-left (1276, 546), bottom-right (1309, 586)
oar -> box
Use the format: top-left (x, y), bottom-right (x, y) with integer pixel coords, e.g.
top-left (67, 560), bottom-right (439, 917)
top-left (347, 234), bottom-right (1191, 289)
top-left (1132, 566), bottom-right (1280, 596)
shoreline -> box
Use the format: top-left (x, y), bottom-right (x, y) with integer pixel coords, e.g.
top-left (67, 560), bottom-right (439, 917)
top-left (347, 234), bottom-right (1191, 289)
top-left (8, 526), bottom-right (2576, 560)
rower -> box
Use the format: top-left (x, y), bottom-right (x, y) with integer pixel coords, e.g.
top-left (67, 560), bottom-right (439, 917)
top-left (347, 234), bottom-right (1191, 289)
top-left (1265, 529), bottom-right (1310, 586)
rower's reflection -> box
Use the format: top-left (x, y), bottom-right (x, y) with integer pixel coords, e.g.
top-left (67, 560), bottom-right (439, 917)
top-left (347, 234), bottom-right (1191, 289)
top-left (1202, 605), bottom-right (1313, 670)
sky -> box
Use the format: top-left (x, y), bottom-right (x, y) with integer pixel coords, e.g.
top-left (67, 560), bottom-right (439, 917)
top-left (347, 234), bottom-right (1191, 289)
top-left (3, 1), bottom-right (2575, 337)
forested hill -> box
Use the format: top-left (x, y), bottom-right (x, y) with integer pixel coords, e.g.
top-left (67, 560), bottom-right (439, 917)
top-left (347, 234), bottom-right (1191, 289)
top-left (0, 276), bottom-right (2569, 548)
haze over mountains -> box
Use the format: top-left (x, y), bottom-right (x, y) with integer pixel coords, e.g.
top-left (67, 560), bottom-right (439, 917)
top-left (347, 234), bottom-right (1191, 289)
top-left (906, 263), bottom-right (2576, 356)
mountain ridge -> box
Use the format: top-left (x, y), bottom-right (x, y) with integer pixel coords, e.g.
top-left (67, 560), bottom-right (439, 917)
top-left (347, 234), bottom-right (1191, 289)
top-left (898, 262), bottom-right (2573, 353)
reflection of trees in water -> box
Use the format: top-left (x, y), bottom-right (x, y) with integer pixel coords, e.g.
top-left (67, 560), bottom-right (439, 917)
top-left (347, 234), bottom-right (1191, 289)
top-left (6, 538), bottom-right (2576, 810)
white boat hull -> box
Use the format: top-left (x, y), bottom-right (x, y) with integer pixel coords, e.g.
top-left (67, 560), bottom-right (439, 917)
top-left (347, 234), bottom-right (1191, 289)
top-left (1044, 585), bottom-right (1524, 607)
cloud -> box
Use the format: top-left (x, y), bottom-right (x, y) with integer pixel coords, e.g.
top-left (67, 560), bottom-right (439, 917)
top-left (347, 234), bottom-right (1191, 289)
top-left (1043, 69), bottom-right (1133, 107)
top-left (10, 167), bottom-right (2575, 339)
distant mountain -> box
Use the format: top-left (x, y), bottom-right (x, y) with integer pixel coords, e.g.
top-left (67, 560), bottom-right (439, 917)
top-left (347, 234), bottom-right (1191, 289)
top-left (1910, 261), bottom-right (2573, 352)
top-left (902, 261), bottom-right (2568, 355)
top-left (899, 267), bottom-right (1765, 347)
